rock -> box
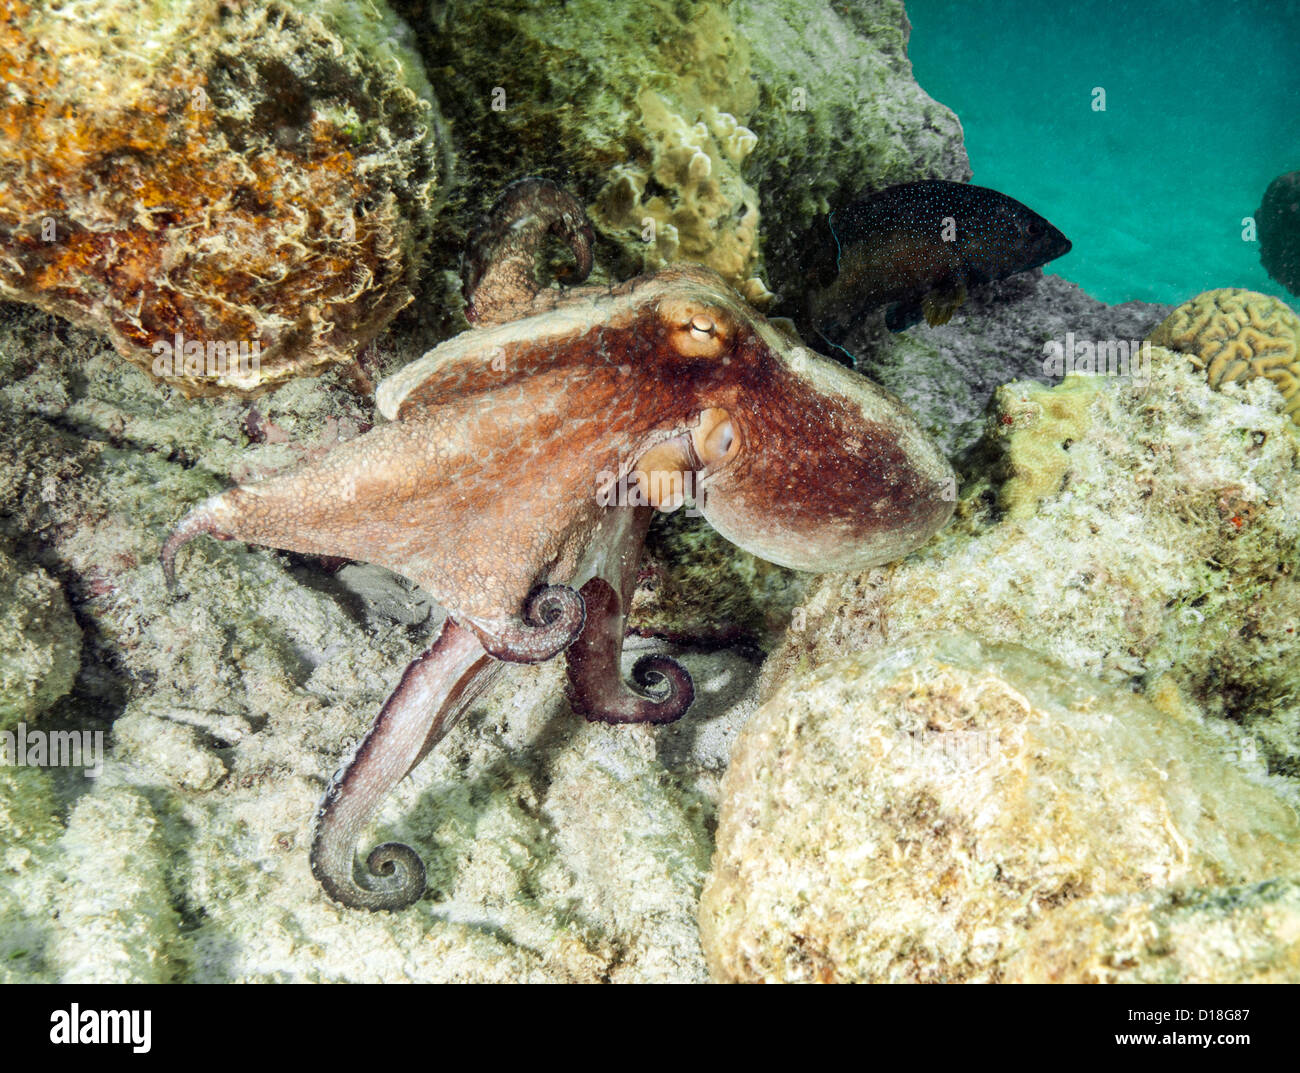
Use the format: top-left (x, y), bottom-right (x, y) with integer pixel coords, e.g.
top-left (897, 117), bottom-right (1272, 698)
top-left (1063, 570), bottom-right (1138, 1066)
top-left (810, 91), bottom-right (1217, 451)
top-left (0, 547), bottom-right (80, 728)
top-left (634, 510), bottom-right (808, 650)
top-left (1258, 170), bottom-right (1300, 297)
top-left (700, 632), bottom-right (1300, 982)
top-left (0, 766), bottom-right (64, 982)
top-left (48, 789), bottom-right (185, 983)
top-left (839, 272), bottom-right (1171, 456)
top-left (0, 0), bottom-right (448, 396)
top-left (111, 704), bottom-right (229, 792)
top-left (766, 352), bottom-right (1300, 778)
top-left (1007, 880), bottom-right (1300, 983)
top-left (332, 563), bottom-right (435, 628)
top-left (736, 0), bottom-right (972, 305)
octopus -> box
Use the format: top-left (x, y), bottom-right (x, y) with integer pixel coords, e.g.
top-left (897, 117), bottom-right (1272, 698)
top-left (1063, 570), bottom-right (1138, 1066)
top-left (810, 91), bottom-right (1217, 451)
top-left (163, 178), bottom-right (957, 911)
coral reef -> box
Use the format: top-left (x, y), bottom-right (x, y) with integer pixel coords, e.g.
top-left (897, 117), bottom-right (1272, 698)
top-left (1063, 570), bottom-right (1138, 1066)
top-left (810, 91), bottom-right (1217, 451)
top-left (701, 632), bottom-right (1300, 983)
top-left (590, 96), bottom-right (764, 301)
top-left (410, 0), bottom-right (966, 302)
top-left (764, 352), bottom-right (1300, 779)
top-left (0, 0), bottom-right (447, 396)
top-left (1146, 288), bottom-right (1300, 424)
top-left (5, 0), bottom-right (1294, 986)
top-left (1258, 170), bottom-right (1300, 297)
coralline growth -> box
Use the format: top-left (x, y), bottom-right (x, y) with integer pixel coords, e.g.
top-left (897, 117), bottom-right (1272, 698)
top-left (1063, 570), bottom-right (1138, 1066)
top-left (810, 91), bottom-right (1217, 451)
top-left (0, 0), bottom-right (446, 397)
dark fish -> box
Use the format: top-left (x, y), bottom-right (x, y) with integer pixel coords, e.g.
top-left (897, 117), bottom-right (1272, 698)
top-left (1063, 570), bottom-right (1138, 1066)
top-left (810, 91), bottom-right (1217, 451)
top-left (810, 179), bottom-right (1071, 340)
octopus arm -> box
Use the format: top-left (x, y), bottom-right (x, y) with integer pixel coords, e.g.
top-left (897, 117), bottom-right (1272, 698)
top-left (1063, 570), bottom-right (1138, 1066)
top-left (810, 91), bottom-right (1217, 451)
top-left (564, 506), bottom-right (694, 725)
top-left (310, 619), bottom-right (499, 911)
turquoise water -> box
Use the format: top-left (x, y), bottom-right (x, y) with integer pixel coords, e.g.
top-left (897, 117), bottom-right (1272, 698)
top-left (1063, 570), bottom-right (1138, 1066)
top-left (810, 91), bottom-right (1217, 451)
top-left (905, 0), bottom-right (1300, 310)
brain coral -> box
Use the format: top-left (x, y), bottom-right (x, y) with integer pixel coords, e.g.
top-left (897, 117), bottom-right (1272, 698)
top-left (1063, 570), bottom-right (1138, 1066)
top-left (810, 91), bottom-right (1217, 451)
top-left (0, 0), bottom-right (447, 397)
top-left (1258, 170), bottom-right (1300, 297)
top-left (1146, 288), bottom-right (1300, 423)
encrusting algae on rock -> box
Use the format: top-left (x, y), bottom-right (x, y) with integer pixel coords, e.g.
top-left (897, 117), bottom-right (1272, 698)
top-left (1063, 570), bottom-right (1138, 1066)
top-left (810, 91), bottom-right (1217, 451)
top-left (986, 375), bottom-right (1099, 521)
top-left (701, 632), bottom-right (1300, 983)
top-left (0, 0), bottom-right (447, 397)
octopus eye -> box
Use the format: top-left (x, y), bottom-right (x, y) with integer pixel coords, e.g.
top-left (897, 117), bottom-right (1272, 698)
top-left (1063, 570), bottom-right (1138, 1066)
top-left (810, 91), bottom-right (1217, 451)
top-left (631, 408), bottom-right (739, 513)
top-left (692, 407), bottom-right (739, 467)
top-left (658, 296), bottom-right (730, 358)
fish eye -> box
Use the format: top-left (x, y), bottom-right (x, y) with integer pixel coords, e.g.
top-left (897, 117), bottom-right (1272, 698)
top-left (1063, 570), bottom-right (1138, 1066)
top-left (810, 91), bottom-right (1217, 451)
top-left (1026, 220), bottom-right (1045, 237)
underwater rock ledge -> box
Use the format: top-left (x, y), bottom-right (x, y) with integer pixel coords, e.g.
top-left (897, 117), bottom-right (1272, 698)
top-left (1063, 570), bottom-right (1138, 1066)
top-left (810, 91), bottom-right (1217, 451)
top-left (702, 632), bottom-right (1300, 983)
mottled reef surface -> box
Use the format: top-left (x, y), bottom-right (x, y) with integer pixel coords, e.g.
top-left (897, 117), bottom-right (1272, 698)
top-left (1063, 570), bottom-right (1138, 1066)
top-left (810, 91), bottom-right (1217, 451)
top-left (1, 0), bottom-right (1298, 982)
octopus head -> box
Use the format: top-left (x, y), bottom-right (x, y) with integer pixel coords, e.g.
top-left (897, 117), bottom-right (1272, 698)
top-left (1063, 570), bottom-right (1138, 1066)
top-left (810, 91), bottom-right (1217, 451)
top-left (631, 269), bottom-right (957, 573)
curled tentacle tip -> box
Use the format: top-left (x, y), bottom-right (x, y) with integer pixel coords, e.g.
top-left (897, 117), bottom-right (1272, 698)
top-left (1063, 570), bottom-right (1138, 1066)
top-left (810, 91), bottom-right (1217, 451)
top-left (552, 212), bottom-right (595, 285)
top-left (161, 518), bottom-right (200, 593)
top-left (160, 497), bottom-right (234, 594)
top-left (629, 654), bottom-right (695, 725)
top-left (470, 584), bottom-right (586, 664)
top-left (462, 178), bottom-right (596, 323)
top-left (524, 583), bottom-right (585, 629)
top-left (311, 839), bottom-right (427, 913)
top-left (568, 651), bottom-right (696, 726)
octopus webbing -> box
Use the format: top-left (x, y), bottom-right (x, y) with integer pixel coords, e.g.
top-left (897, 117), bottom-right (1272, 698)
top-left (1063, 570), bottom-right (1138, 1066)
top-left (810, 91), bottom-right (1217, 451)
top-left (163, 178), bottom-right (957, 911)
